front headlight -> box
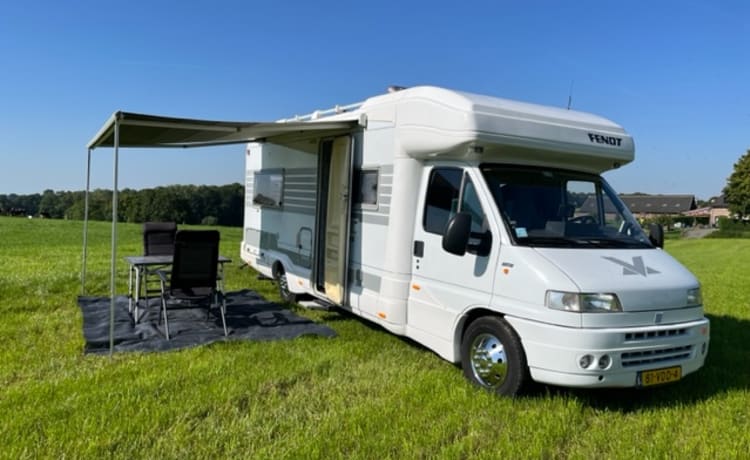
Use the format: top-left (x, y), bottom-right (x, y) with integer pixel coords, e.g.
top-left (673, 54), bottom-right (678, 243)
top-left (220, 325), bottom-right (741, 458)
top-left (686, 287), bottom-right (702, 306)
top-left (546, 291), bottom-right (622, 313)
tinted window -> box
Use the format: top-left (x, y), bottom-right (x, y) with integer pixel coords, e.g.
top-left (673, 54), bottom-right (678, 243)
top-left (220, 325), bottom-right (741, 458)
top-left (354, 169), bottom-right (378, 206)
top-left (423, 168), bottom-right (462, 234)
top-left (482, 165), bottom-right (651, 248)
top-left (462, 179), bottom-right (486, 233)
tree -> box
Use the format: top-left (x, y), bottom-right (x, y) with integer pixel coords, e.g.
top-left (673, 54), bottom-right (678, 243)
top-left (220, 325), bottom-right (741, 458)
top-left (723, 149), bottom-right (750, 218)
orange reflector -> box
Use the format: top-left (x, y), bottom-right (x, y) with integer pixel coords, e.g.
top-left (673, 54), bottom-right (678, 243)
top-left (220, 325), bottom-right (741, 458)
top-left (412, 284), bottom-right (421, 291)
top-left (377, 312), bottom-right (387, 319)
top-left (297, 280), bottom-right (303, 286)
top-left (502, 268), bottom-right (510, 275)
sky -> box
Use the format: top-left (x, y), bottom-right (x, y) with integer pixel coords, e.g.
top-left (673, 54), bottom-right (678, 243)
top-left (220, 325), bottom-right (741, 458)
top-left (0, 0), bottom-right (748, 200)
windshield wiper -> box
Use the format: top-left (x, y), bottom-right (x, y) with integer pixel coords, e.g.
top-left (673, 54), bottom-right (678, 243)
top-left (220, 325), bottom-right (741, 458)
top-left (576, 237), bottom-right (652, 249)
top-left (520, 236), bottom-right (596, 248)
top-left (519, 235), bottom-right (652, 249)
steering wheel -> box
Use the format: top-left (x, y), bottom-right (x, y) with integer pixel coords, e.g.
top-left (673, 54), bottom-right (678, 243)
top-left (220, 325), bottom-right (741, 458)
top-left (569, 215), bottom-right (596, 225)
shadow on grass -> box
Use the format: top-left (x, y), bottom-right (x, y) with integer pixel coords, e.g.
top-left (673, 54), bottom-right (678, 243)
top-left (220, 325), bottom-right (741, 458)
top-left (530, 313), bottom-right (749, 411)
top-left (323, 308), bottom-right (749, 410)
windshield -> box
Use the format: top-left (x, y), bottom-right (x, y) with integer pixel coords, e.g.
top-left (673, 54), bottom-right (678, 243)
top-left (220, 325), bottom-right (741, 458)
top-left (481, 165), bottom-right (652, 249)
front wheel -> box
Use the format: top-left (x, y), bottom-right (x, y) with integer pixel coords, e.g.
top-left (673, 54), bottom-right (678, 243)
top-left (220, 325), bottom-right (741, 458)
top-left (461, 316), bottom-right (529, 397)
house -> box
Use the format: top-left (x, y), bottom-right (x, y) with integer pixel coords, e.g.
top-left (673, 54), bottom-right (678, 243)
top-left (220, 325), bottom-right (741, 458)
top-left (683, 195), bottom-right (730, 226)
top-left (579, 193), bottom-right (698, 228)
top-left (619, 194), bottom-right (697, 218)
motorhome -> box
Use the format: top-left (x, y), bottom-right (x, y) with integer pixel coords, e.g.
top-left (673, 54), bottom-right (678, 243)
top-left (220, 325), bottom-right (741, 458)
top-left (241, 86), bottom-right (709, 395)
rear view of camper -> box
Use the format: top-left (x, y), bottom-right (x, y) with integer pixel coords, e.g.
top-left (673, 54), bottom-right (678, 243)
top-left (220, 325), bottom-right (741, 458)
top-left (241, 86), bottom-right (709, 396)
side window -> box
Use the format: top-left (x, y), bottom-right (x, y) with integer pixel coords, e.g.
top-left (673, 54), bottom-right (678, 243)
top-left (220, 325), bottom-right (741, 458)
top-left (354, 169), bottom-right (378, 206)
top-left (423, 168), bottom-right (462, 234)
top-left (423, 168), bottom-right (486, 236)
top-left (253, 169), bottom-right (284, 207)
top-left (461, 179), bottom-right (486, 233)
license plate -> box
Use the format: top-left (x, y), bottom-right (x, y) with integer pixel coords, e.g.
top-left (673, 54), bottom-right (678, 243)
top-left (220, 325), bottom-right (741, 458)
top-left (638, 366), bottom-right (682, 387)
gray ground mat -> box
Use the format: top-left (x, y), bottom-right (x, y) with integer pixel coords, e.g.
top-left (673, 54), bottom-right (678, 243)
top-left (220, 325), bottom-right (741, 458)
top-left (77, 289), bottom-right (336, 353)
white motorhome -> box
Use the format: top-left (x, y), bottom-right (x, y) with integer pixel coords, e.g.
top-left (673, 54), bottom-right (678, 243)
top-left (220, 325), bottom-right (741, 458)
top-left (241, 86), bottom-right (709, 395)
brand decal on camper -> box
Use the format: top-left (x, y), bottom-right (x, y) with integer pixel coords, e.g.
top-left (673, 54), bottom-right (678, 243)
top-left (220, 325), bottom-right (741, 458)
top-left (587, 133), bottom-right (622, 146)
top-left (602, 256), bottom-right (660, 277)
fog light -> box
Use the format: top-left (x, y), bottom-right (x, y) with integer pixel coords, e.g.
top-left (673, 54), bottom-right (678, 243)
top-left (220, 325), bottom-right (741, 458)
top-left (598, 354), bottom-right (611, 369)
top-left (579, 354), bottom-right (594, 369)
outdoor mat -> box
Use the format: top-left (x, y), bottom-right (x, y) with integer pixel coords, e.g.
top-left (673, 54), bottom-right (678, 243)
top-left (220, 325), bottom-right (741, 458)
top-left (77, 289), bottom-right (336, 354)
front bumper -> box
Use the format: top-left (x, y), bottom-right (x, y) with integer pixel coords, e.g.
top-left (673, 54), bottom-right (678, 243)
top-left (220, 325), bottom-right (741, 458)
top-left (505, 315), bottom-right (710, 388)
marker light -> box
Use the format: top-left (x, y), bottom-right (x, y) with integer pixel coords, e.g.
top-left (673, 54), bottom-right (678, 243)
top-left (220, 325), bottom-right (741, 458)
top-left (546, 291), bottom-right (622, 313)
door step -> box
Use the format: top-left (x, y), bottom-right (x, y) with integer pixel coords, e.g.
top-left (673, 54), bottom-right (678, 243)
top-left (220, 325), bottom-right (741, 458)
top-left (297, 299), bottom-right (335, 311)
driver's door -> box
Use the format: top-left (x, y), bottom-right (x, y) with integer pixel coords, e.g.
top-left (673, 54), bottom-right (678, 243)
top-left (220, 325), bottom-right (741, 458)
top-left (408, 166), bottom-right (498, 341)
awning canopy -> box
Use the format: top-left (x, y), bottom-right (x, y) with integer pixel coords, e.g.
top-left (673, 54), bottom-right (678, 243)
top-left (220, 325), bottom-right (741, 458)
top-left (82, 110), bottom-right (361, 355)
top-left (87, 111), bottom-right (361, 149)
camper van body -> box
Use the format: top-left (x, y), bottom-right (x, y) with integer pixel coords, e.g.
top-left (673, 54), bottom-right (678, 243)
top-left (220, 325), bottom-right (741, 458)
top-left (241, 86), bottom-right (709, 393)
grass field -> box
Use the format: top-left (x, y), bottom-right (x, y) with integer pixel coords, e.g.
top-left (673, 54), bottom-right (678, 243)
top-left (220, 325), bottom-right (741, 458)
top-left (1, 216), bottom-right (749, 459)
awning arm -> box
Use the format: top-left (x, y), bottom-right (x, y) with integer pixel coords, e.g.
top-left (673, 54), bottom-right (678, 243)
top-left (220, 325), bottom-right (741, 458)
top-left (80, 148), bottom-right (92, 295)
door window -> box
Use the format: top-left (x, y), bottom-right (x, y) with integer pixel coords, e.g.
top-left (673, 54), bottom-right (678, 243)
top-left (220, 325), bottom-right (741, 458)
top-left (460, 179), bottom-right (485, 233)
top-left (423, 167), bottom-right (486, 235)
top-left (423, 168), bottom-right (462, 235)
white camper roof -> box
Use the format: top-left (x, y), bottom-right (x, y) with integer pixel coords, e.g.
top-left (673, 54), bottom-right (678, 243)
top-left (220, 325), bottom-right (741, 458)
top-left (88, 86), bottom-right (634, 174)
top-left (352, 86), bottom-right (634, 173)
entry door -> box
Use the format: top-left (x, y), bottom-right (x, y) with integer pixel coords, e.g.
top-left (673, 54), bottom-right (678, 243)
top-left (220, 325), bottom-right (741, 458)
top-left (409, 166), bottom-right (498, 341)
top-left (323, 136), bottom-right (352, 304)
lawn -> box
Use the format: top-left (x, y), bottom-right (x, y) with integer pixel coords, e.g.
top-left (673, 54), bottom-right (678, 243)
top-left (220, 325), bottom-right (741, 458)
top-left (0, 216), bottom-right (748, 459)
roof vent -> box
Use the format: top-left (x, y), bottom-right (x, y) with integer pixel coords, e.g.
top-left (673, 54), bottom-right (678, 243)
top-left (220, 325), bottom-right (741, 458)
top-left (387, 85), bottom-right (407, 93)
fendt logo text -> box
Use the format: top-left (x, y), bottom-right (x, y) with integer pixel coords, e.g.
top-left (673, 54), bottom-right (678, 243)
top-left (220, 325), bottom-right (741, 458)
top-left (588, 133), bottom-right (622, 146)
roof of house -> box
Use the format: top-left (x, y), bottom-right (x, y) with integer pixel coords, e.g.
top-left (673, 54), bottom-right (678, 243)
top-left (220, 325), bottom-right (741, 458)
top-left (619, 194), bottom-right (697, 214)
top-left (708, 195), bottom-right (727, 208)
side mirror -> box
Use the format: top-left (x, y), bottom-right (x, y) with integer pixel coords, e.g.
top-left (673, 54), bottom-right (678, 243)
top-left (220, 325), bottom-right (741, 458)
top-left (442, 212), bottom-right (472, 256)
top-left (648, 223), bottom-right (664, 249)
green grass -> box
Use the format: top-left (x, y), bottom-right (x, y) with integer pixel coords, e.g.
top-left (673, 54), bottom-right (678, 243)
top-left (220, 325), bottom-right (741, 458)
top-left (1, 216), bottom-right (749, 459)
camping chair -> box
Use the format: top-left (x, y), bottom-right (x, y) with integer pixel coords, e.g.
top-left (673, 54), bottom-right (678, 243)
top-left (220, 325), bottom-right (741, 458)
top-left (143, 222), bottom-right (178, 256)
top-left (156, 230), bottom-right (228, 340)
top-left (141, 222), bottom-right (177, 309)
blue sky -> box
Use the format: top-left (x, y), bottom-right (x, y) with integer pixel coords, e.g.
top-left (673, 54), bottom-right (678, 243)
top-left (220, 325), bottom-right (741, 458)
top-left (0, 0), bottom-right (747, 200)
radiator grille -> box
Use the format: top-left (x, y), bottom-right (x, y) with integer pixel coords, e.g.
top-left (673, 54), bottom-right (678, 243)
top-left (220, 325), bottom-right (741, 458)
top-left (625, 328), bottom-right (687, 342)
top-left (621, 346), bottom-right (692, 367)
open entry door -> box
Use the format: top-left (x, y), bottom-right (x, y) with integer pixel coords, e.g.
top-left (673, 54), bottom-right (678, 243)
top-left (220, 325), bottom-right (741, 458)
top-left (315, 136), bottom-right (352, 304)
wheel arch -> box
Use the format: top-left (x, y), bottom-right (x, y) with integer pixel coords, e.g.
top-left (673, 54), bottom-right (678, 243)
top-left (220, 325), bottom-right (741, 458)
top-left (271, 259), bottom-right (285, 279)
top-left (453, 307), bottom-right (504, 363)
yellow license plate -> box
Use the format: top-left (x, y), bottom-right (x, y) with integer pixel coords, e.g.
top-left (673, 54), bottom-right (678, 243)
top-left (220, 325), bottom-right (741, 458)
top-left (639, 366), bottom-right (682, 387)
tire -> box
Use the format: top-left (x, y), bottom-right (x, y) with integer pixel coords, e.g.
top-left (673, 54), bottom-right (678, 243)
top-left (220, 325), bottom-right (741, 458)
top-left (460, 316), bottom-right (529, 397)
top-left (274, 266), bottom-right (298, 304)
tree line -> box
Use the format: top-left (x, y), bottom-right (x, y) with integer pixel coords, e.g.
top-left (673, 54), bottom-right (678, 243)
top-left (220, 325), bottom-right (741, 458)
top-left (0, 183), bottom-right (244, 226)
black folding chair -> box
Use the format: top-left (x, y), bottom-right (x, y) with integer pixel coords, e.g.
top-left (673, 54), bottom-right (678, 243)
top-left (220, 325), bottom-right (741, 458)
top-left (143, 222), bottom-right (178, 256)
top-left (157, 230), bottom-right (228, 340)
top-left (140, 222), bottom-right (177, 308)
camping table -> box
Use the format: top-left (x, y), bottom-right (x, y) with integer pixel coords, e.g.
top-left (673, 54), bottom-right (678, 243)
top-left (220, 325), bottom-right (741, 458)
top-left (125, 254), bottom-right (232, 323)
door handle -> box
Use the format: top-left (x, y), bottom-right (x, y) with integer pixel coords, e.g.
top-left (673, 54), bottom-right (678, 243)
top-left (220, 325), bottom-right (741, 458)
top-left (413, 240), bottom-right (424, 258)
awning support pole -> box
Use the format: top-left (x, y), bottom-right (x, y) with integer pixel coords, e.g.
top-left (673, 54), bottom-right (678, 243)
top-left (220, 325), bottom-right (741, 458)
top-left (109, 119), bottom-right (121, 356)
top-left (81, 148), bottom-right (92, 295)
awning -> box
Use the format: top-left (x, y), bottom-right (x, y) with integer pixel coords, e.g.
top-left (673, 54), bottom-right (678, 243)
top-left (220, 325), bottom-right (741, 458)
top-left (88, 111), bottom-right (360, 149)
top-left (82, 110), bottom-right (362, 355)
